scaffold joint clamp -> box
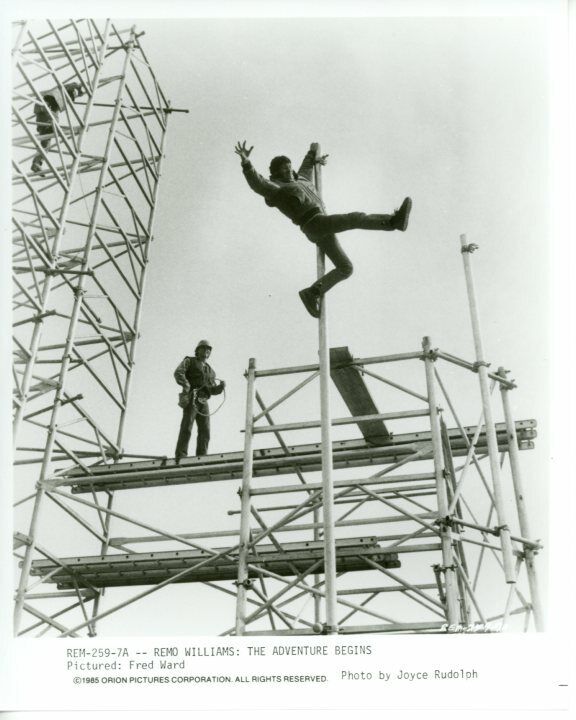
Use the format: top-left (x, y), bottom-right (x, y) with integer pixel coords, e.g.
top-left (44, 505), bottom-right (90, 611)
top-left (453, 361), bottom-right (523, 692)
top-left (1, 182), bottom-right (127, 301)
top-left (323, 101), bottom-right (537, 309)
top-left (461, 243), bottom-right (479, 253)
top-left (234, 578), bottom-right (253, 589)
top-left (472, 360), bottom-right (490, 372)
top-left (434, 515), bottom-right (454, 529)
top-left (420, 347), bottom-right (439, 361)
top-left (314, 623), bottom-right (340, 635)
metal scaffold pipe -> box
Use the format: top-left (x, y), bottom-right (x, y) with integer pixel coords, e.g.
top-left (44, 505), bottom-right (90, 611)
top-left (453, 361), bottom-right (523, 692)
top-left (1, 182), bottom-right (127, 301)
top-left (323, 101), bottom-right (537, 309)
top-left (235, 357), bottom-right (257, 635)
top-left (459, 234), bottom-right (516, 583)
top-left (314, 145), bottom-right (338, 634)
top-left (422, 336), bottom-right (460, 625)
top-left (497, 367), bottom-right (544, 630)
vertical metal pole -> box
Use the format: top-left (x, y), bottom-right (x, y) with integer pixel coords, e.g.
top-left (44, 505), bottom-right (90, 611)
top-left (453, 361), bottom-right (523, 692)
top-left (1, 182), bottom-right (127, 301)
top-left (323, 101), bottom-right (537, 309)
top-left (498, 367), bottom-right (544, 630)
top-left (313, 511), bottom-right (321, 624)
top-left (459, 234), bottom-right (516, 583)
top-left (422, 337), bottom-right (460, 625)
top-left (115, 111), bottom-right (170, 449)
top-left (235, 358), bottom-right (256, 635)
top-left (440, 417), bottom-right (471, 624)
top-left (88, 492), bottom-right (114, 635)
top-left (14, 28), bottom-right (138, 632)
top-left (311, 149), bottom-right (322, 626)
top-left (313, 146), bottom-right (338, 634)
top-left (13, 485), bottom-right (45, 630)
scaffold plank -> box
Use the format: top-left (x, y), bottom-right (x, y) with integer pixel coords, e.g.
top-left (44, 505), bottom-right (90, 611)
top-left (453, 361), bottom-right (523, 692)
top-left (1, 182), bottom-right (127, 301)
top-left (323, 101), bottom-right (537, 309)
top-left (28, 537), bottom-right (402, 589)
top-left (57, 420), bottom-right (536, 493)
top-left (330, 346), bottom-right (390, 444)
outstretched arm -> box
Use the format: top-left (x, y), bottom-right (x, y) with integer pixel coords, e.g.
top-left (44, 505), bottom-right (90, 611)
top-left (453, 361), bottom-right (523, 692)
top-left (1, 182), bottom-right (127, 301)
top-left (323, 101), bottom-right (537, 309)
top-left (235, 140), bottom-right (278, 197)
top-left (297, 142), bottom-right (329, 180)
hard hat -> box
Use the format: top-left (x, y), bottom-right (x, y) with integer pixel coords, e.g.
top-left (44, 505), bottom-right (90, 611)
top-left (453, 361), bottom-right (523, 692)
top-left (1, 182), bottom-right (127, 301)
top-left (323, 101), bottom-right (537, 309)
top-left (196, 339), bottom-right (212, 350)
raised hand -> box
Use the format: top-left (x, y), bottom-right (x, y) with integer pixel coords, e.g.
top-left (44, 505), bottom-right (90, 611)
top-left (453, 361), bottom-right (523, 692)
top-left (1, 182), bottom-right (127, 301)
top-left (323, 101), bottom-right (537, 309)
top-left (234, 140), bottom-right (254, 161)
top-left (309, 143), bottom-right (328, 165)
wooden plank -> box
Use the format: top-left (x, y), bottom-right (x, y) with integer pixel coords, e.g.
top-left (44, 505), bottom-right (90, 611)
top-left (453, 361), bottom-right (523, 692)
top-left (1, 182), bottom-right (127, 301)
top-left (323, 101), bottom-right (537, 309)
top-left (61, 419), bottom-right (537, 478)
top-left (63, 435), bottom-right (535, 494)
top-left (29, 538), bottom-right (403, 588)
top-left (330, 346), bottom-right (390, 444)
top-left (59, 422), bottom-right (536, 494)
top-left (30, 536), bottom-right (381, 569)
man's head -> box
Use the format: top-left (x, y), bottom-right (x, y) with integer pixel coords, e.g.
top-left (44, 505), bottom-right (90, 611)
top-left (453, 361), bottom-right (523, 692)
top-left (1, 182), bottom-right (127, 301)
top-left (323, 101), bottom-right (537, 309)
top-left (65, 83), bottom-right (84, 101)
top-left (269, 155), bottom-right (295, 182)
top-left (195, 339), bottom-right (212, 361)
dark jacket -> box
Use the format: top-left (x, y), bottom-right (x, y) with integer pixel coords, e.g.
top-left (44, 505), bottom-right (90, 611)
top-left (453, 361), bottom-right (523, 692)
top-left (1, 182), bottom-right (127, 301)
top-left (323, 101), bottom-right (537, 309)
top-left (35, 84), bottom-right (79, 116)
top-left (241, 148), bottom-right (325, 226)
top-left (174, 356), bottom-right (224, 400)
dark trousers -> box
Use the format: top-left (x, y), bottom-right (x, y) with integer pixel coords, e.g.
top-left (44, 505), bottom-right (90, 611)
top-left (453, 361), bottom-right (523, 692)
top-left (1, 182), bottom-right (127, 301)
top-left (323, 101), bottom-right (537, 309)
top-left (303, 212), bottom-right (393, 295)
top-left (32, 107), bottom-right (54, 169)
top-left (175, 399), bottom-right (210, 458)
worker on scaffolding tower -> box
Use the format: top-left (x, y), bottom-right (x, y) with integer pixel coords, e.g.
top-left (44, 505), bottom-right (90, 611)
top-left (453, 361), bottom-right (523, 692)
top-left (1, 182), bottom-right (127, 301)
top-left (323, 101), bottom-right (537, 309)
top-left (174, 340), bottom-right (226, 461)
top-left (235, 140), bottom-right (412, 318)
top-left (31, 82), bottom-right (84, 173)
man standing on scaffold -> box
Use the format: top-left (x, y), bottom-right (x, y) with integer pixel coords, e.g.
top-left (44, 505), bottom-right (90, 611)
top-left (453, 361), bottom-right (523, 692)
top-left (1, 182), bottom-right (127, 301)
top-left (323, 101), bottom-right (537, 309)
top-left (174, 340), bottom-right (226, 461)
top-left (235, 141), bottom-right (412, 318)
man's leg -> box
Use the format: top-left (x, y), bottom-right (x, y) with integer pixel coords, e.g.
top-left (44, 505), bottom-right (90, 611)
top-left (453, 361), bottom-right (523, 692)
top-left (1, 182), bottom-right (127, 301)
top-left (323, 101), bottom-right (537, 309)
top-left (195, 408), bottom-right (211, 456)
top-left (297, 201), bottom-right (412, 317)
top-left (175, 402), bottom-right (196, 459)
top-left (32, 110), bottom-right (53, 172)
top-left (298, 233), bottom-right (353, 317)
top-left (311, 234), bottom-right (354, 295)
top-left (308, 204), bottom-right (411, 234)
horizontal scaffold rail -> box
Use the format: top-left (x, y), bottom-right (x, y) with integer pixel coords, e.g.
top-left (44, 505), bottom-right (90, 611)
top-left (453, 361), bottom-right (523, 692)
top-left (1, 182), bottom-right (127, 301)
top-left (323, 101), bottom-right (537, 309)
top-left (53, 420), bottom-right (536, 493)
top-left (253, 348), bottom-right (517, 389)
top-left (242, 621), bottom-right (448, 636)
top-left (28, 537), bottom-right (402, 589)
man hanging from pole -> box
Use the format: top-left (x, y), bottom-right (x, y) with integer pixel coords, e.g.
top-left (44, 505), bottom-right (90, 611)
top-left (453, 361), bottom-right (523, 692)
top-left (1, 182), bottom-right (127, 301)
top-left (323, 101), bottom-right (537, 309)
top-left (235, 140), bottom-right (412, 318)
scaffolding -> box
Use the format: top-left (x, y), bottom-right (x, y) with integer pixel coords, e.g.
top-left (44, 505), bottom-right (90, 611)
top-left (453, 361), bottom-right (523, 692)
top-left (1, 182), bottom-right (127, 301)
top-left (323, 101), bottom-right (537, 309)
top-left (11, 19), bottom-right (185, 635)
top-left (20, 342), bottom-right (542, 637)
top-left (12, 24), bottom-right (543, 637)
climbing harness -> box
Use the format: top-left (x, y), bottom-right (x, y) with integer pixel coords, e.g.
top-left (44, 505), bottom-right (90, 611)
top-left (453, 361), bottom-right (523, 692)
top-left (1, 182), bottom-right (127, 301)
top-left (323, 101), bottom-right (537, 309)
top-left (178, 381), bottom-right (227, 417)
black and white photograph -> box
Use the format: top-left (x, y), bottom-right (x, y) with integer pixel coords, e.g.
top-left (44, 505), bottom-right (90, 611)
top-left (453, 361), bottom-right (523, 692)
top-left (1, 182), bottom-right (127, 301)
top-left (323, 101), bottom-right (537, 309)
top-left (1, 0), bottom-right (573, 716)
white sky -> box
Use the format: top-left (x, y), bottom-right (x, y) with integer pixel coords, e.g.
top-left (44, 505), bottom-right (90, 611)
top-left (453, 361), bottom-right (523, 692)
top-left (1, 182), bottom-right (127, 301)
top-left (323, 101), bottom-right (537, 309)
top-left (1, 0), bottom-right (573, 679)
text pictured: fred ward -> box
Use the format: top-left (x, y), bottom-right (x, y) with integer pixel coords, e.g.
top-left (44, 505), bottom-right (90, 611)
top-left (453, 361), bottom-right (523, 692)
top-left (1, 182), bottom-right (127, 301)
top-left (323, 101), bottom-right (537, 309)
top-left (63, 642), bottom-right (480, 687)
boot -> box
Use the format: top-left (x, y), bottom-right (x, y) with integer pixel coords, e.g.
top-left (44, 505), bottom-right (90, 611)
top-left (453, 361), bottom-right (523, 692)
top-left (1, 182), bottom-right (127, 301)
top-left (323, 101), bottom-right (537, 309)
top-left (298, 287), bottom-right (321, 318)
top-left (390, 197), bottom-right (412, 231)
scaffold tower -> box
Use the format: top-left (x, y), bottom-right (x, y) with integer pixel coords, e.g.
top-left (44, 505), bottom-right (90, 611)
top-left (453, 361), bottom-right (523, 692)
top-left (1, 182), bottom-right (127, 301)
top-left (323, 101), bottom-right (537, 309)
top-left (12, 18), bottom-right (186, 635)
top-left (12, 23), bottom-right (543, 638)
